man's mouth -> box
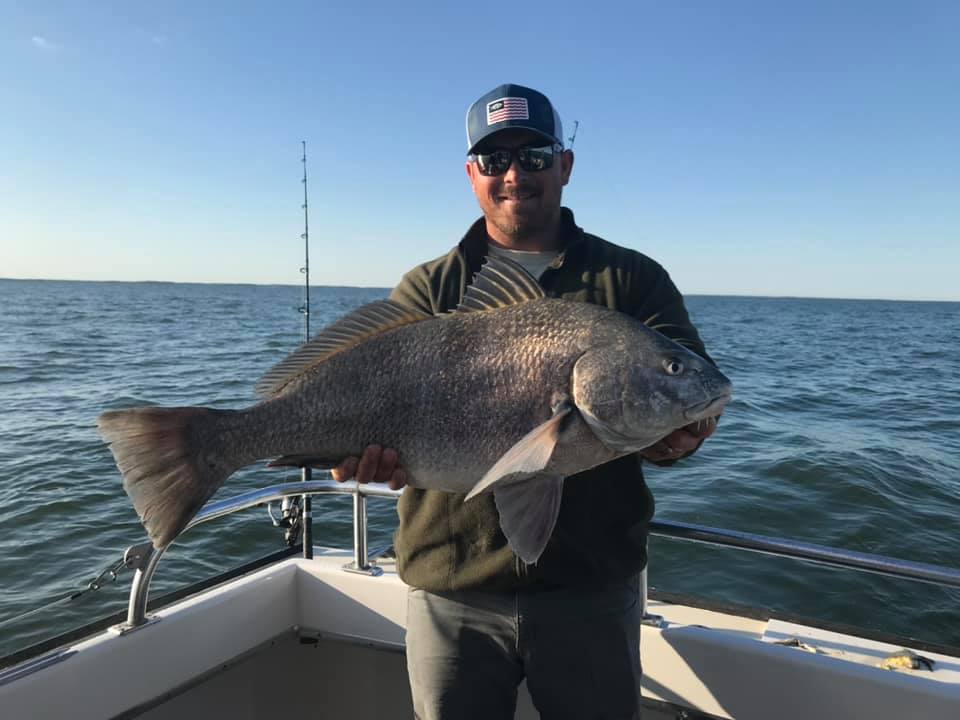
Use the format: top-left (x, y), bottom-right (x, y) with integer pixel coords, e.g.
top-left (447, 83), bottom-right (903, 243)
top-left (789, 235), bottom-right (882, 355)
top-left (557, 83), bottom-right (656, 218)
top-left (499, 191), bottom-right (538, 203)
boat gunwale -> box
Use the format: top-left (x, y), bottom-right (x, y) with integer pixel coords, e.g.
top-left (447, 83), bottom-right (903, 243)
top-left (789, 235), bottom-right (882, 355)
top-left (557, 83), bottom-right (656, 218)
top-left (3, 544), bottom-right (959, 678)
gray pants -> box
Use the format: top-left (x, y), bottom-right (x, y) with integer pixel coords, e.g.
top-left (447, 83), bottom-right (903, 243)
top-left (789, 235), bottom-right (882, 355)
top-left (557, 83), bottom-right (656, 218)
top-left (405, 575), bottom-right (642, 720)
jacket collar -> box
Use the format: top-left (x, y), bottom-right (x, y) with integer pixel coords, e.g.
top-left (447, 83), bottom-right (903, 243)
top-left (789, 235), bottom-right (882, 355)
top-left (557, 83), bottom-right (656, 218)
top-left (459, 207), bottom-right (585, 276)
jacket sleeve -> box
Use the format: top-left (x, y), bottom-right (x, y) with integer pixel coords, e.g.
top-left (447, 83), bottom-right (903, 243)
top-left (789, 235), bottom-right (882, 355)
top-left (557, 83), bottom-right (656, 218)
top-left (628, 255), bottom-right (714, 366)
top-left (390, 249), bottom-right (473, 315)
top-left (389, 265), bottom-right (438, 315)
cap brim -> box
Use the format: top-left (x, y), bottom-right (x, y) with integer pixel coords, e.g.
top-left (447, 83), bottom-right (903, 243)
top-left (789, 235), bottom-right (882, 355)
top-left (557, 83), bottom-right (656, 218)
top-left (467, 124), bottom-right (560, 155)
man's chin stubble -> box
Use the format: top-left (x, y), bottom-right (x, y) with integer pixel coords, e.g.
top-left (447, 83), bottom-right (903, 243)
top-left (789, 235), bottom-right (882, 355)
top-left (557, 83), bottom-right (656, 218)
top-left (490, 206), bottom-right (544, 241)
top-left (491, 217), bottom-right (533, 241)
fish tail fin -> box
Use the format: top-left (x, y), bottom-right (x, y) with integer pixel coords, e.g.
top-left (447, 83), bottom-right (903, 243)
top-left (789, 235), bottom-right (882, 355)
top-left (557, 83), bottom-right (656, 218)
top-left (97, 406), bottom-right (237, 549)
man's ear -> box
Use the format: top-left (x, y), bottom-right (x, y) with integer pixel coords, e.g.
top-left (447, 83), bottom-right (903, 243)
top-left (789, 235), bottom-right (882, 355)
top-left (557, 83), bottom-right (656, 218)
top-left (465, 160), bottom-right (478, 193)
top-left (560, 150), bottom-right (574, 186)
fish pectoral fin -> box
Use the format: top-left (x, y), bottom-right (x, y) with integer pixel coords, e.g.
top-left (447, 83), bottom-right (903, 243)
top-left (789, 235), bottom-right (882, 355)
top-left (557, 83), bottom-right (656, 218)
top-left (494, 475), bottom-right (564, 565)
top-left (464, 402), bottom-right (572, 501)
top-left (267, 454), bottom-right (341, 470)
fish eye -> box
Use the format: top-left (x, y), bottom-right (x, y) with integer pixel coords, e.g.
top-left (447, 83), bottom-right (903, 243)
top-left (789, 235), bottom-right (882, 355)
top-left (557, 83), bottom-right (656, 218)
top-left (663, 358), bottom-right (684, 376)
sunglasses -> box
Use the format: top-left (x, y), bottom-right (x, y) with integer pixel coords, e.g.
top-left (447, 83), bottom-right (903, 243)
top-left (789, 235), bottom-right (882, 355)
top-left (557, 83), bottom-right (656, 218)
top-left (472, 143), bottom-right (562, 176)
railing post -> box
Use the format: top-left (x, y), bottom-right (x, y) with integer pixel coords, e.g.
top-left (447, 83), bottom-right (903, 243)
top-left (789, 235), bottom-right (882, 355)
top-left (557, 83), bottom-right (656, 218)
top-left (123, 542), bottom-right (161, 630)
top-left (640, 544), bottom-right (663, 628)
top-left (344, 483), bottom-right (383, 576)
top-left (354, 489), bottom-right (367, 568)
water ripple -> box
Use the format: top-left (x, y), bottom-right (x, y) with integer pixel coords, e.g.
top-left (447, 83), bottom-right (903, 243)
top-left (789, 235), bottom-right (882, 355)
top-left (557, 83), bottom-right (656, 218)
top-left (1, 283), bottom-right (958, 656)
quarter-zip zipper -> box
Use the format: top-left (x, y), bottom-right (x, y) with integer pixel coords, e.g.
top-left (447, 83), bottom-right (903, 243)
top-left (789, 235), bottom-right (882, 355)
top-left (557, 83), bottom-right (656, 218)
top-left (516, 553), bottom-right (528, 580)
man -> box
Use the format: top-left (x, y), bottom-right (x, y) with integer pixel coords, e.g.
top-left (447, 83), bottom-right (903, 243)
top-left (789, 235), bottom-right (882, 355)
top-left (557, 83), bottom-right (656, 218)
top-left (334, 84), bottom-right (719, 719)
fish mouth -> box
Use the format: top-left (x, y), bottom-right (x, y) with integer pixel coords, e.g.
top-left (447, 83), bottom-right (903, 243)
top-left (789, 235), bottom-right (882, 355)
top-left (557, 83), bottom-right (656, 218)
top-left (684, 391), bottom-right (732, 421)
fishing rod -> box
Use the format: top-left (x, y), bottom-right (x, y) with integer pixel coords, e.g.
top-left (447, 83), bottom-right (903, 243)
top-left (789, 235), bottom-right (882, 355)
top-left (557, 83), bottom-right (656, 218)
top-left (272, 141), bottom-right (314, 556)
top-left (300, 140), bottom-right (311, 341)
top-left (296, 141), bottom-right (313, 557)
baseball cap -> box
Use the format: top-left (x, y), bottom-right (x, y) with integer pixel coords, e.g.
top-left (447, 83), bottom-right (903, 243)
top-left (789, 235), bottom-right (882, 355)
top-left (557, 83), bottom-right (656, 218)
top-left (465, 83), bottom-right (563, 154)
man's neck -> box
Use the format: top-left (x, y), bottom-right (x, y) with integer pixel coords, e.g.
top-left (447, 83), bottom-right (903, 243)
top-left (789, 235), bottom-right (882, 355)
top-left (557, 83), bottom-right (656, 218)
top-left (485, 213), bottom-right (563, 252)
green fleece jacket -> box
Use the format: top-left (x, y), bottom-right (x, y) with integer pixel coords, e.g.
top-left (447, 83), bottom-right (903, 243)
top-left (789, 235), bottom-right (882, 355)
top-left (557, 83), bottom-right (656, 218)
top-left (390, 208), bottom-right (711, 592)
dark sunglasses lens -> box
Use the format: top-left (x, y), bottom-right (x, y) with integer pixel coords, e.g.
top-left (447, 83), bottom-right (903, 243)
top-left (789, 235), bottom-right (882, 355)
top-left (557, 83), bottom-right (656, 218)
top-left (476, 150), bottom-right (512, 176)
top-left (517, 146), bottom-right (554, 171)
top-left (475, 145), bottom-right (557, 175)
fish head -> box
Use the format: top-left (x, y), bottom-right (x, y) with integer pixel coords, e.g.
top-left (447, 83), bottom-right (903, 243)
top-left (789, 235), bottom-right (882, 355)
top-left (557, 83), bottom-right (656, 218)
top-left (571, 332), bottom-right (732, 453)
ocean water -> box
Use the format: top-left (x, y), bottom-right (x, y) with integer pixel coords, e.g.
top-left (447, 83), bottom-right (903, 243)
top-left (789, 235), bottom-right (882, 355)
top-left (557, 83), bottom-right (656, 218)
top-left (1, 278), bottom-right (958, 659)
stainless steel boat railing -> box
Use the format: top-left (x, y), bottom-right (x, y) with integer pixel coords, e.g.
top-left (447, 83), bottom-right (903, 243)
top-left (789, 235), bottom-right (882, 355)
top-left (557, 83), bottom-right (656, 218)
top-left (122, 478), bottom-right (960, 631)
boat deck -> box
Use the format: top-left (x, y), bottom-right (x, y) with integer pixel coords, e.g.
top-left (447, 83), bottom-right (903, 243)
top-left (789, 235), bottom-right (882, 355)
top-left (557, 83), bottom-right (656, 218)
top-left (134, 632), bottom-right (690, 720)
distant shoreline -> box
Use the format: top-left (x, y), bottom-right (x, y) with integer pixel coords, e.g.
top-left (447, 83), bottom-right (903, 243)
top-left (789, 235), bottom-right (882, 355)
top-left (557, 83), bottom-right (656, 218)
top-left (0, 277), bottom-right (391, 293)
top-left (1, 276), bottom-right (957, 304)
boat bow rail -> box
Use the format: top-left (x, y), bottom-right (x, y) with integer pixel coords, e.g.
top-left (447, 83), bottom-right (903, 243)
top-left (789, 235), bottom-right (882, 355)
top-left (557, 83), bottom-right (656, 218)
top-left (122, 478), bottom-right (960, 631)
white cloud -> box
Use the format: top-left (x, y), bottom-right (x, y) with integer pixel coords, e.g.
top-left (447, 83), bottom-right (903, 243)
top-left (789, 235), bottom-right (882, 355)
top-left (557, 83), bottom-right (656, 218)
top-left (31, 36), bottom-right (60, 51)
top-left (151, 35), bottom-right (167, 47)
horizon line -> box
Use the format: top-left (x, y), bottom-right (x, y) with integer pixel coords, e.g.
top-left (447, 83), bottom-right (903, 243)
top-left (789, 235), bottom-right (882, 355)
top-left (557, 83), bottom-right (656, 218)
top-left (0, 276), bottom-right (957, 304)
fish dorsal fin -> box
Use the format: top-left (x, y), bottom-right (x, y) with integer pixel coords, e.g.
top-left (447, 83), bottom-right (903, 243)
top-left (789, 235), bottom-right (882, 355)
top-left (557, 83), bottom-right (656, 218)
top-left (456, 256), bottom-right (545, 313)
top-left (255, 300), bottom-right (431, 398)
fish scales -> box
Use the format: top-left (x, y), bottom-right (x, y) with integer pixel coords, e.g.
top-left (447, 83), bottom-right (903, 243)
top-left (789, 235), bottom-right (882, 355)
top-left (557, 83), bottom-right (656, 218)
top-left (98, 257), bottom-right (732, 560)
top-left (227, 300), bottom-right (615, 489)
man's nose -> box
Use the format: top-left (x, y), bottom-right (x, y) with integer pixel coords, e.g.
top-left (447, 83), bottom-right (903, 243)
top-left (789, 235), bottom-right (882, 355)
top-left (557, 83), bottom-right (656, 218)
top-left (501, 153), bottom-right (526, 181)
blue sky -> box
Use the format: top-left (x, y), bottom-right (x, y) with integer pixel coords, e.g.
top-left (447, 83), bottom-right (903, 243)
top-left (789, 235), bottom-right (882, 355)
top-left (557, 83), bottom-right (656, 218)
top-left (2, 1), bottom-right (957, 300)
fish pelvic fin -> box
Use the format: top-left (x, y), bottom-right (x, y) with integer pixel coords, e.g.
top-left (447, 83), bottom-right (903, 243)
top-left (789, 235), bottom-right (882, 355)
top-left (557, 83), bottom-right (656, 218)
top-left (495, 474), bottom-right (564, 565)
top-left (255, 300), bottom-right (432, 399)
top-left (464, 401), bottom-right (571, 501)
top-left (455, 256), bottom-right (545, 313)
top-left (97, 406), bottom-right (237, 549)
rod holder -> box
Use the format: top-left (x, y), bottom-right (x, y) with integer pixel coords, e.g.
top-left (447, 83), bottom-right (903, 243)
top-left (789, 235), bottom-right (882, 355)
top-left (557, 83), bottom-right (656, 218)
top-left (301, 467), bottom-right (313, 560)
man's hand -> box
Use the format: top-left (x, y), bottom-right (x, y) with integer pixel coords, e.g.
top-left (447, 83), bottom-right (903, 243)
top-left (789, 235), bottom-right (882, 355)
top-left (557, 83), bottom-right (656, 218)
top-left (641, 416), bottom-right (719, 464)
top-left (332, 445), bottom-right (407, 490)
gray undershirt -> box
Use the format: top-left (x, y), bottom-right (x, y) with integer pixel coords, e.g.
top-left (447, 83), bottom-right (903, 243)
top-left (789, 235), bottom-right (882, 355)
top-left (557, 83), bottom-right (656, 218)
top-left (487, 244), bottom-right (558, 282)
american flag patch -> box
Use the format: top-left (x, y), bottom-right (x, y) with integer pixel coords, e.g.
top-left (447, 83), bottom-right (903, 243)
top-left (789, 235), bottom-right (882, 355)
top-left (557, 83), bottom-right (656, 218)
top-left (487, 97), bottom-right (529, 125)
